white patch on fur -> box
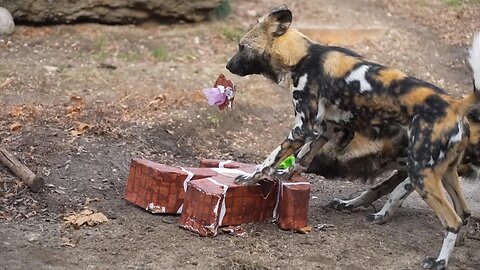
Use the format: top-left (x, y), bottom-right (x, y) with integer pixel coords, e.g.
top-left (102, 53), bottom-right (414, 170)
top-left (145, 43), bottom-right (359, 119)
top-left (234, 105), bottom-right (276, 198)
top-left (293, 74), bottom-right (308, 91)
top-left (333, 190), bottom-right (370, 208)
top-left (437, 231), bottom-right (457, 264)
top-left (438, 151), bottom-right (445, 161)
top-left (296, 141), bottom-right (312, 160)
top-left (449, 122), bottom-right (463, 145)
top-left (469, 32), bottom-right (480, 89)
top-left (345, 65), bottom-right (372, 93)
top-left (260, 145), bottom-right (282, 170)
top-left (293, 102), bottom-right (305, 129)
top-left (316, 98), bottom-right (326, 121)
top-left (292, 74), bottom-right (309, 131)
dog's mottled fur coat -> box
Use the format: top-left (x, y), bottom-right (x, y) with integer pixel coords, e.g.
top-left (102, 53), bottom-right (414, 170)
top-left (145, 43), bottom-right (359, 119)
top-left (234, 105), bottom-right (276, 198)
top-left (226, 6), bottom-right (480, 269)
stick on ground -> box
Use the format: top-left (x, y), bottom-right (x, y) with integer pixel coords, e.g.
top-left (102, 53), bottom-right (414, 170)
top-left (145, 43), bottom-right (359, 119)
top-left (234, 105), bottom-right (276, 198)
top-left (0, 147), bottom-right (44, 192)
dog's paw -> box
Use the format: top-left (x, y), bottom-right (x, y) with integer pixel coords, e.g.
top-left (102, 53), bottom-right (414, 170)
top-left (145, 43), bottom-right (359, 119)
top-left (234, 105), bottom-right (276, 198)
top-left (366, 212), bottom-right (390, 224)
top-left (328, 198), bottom-right (353, 211)
top-left (422, 257), bottom-right (446, 270)
top-left (235, 173), bottom-right (259, 186)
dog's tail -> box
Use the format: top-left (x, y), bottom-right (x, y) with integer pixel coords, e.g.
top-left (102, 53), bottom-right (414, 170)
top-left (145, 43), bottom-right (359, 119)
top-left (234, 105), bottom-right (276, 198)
top-left (458, 32), bottom-right (480, 112)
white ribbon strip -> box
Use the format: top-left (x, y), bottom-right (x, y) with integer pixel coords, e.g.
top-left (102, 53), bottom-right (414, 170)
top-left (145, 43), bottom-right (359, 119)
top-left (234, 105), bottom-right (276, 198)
top-left (176, 167), bottom-right (195, 214)
top-left (206, 177), bottom-right (229, 227)
top-left (218, 160), bottom-right (232, 168)
top-left (272, 182), bottom-right (310, 220)
top-left (211, 167), bottom-right (252, 179)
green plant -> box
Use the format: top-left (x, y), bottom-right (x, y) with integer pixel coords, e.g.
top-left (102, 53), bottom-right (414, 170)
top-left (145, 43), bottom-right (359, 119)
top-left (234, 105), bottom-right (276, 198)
top-left (118, 51), bottom-right (141, 62)
top-left (93, 37), bottom-right (108, 62)
top-left (445, 0), bottom-right (462, 6)
top-left (208, 0), bottom-right (231, 20)
top-left (207, 114), bottom-right (221, 127)
top-left (152, 47), bottom-right (169, 61)
top-left (445, 0), bottom-right (480, 6)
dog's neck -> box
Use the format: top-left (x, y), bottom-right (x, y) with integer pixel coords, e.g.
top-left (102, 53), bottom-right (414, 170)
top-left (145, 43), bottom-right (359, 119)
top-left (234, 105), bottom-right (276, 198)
top-left (266, 29), bottom-right (311, 86)
top-left (270, 29), bottom-right (311, 68)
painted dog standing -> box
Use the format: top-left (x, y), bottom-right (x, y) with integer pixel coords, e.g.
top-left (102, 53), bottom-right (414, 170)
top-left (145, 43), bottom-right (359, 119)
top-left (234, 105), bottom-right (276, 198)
top-left (226, 6), bottom-right (480, 269)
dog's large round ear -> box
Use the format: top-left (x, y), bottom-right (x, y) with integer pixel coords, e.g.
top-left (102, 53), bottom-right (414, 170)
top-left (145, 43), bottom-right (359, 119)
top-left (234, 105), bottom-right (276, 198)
top-left (267, 5), bottom-right (292, 37)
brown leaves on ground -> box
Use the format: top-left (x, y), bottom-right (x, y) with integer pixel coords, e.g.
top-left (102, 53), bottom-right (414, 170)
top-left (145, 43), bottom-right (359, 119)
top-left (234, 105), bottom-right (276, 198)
top-left (8, 106), bottom-right (25, 118)
top-left (66, 96), bottom-right (85, 119)
top-left (297, 225), bottom-right (312, 234)
top-left (63, 207), bottom-right (109, 229)
top-left (70, 122), bottom-right (93, 137)
top-left (149, 94), bottom-right (169, 110)
top-left (9, 122), bottom-right (23, 132)
top-left (6, 105), bottom-right (45, 133)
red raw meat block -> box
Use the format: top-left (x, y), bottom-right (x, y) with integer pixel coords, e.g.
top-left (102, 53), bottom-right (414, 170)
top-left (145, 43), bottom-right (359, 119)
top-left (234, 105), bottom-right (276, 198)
top-left (179, 175), bottom-right (279, 236)
top-left (125, 159), bottom-right (218, 214)
top-left (274, 182), bottom-right (311, 231)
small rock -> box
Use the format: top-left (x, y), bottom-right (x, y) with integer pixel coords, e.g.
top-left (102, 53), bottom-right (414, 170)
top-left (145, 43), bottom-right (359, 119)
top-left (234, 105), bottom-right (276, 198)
top-left (0, 7), bottom-right (14, 36)
top-left (246, 10), bottom-right (257, 17)
top-left (44, 65), bottom-right (59, 73)
top-left (26, 233), bottom-right (41, 242)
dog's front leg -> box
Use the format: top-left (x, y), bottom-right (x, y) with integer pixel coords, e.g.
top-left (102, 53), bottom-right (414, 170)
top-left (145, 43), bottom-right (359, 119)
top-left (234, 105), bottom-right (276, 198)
top-left (277, 124), bottom-right (343, 181)
top-left (234, 130), bottom-right (306, 185)
top-left (235, 95), bottom-right (324, 185)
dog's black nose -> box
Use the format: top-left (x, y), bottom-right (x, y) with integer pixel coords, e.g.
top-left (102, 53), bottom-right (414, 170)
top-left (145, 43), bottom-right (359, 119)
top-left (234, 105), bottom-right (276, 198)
top-left (226, 59), bottom-right (234, 73)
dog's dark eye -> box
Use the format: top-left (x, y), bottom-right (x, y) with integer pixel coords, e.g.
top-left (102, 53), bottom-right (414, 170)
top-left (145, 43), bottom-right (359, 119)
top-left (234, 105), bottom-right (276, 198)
top-left (238, 44), bottom-right (245, 51)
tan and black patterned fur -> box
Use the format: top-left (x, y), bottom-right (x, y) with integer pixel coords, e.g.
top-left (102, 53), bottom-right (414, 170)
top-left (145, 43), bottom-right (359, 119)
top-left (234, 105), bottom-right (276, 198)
top-left (226, 6), bottom-right (480, 269)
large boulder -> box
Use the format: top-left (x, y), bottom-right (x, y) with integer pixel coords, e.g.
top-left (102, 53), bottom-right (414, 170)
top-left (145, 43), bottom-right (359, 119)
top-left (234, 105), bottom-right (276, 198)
top-left (0, 7), bottom-right (14, 35)
top-left (0, 0), bottom-right (230, 24)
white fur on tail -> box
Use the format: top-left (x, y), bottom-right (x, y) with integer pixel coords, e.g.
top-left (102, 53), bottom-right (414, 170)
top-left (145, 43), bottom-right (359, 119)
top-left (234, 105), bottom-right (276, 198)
top-left (469, 32), bottom-right (480, 90)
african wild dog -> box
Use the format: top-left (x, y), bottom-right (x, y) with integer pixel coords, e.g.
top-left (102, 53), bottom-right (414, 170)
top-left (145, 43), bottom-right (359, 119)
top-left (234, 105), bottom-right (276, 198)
top-left (306, 106), bottom-right (480, 182)
top-left (226, 5), bottom-right (480, 269)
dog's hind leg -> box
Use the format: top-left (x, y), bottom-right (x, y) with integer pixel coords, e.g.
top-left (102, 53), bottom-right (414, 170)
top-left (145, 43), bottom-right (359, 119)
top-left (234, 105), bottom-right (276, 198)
top-left (441, 166), bottom-right (471, 246)
top-left (366, 176), bottom-right (413, 224)
top-left (413, 170), bottom-right (463, 270)
top-left (328, 165), bottom-right (408, 211)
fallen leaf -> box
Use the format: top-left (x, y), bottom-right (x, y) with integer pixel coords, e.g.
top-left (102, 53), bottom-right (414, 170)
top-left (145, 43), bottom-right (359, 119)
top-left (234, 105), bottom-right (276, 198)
top-left (149, 94), bottom-right (167, 109)
top-left (297, 225), bottom-right (312, 234)
top-left (86, 213), bottom-right (109, 225)
top-left (70, 122), bottom-right (92, 136)
top-left (8, 106), bottom-right (25, 117)
top-left (63, 207), bottom-right (109, 228)
top-left (66, 106), bottom-right (81, 114)
top-left (70, 96), bottom-right (84, 105)
top-left (9, 122), bottom-right (22, 132)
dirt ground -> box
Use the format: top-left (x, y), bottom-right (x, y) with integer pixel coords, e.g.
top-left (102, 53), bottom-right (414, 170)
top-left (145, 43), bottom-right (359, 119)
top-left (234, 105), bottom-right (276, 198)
top-left (1, 0), bottom-right (480, 269)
